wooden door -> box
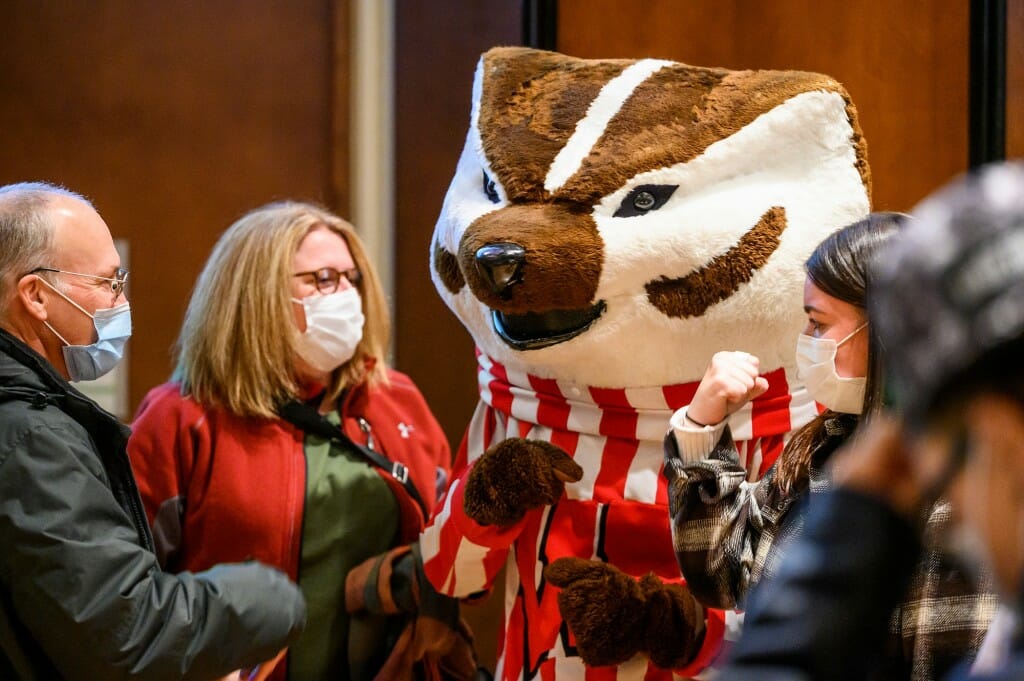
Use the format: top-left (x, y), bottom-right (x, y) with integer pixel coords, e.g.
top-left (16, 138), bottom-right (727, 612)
top-left (558, 0), bottom-right (971, 212)
top-left (0, 0), bottom-right (344, 415)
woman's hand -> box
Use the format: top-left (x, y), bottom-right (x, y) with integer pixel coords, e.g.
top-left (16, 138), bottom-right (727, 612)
top-left (687, 351), bottom-right (769, 427)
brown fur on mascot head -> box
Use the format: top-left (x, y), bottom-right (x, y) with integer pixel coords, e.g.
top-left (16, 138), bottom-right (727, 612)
top-left (421, 47), bottom-right (870, 680)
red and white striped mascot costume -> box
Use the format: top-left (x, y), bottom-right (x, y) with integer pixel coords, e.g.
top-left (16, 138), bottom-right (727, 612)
top-left (422, 47), bottom-right (871, 680)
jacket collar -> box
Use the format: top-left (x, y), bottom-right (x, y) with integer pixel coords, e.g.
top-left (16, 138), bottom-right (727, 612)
top-left (0, 326), bottom-right (127, 433)
top-left (0, 326), bottom-right (66, 394)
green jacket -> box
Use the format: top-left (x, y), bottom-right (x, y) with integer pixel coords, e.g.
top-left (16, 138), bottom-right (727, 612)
top-left (0, 328), bottom-right (306, 680)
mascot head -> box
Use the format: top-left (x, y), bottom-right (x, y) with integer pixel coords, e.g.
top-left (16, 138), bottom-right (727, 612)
top-left (432, 47), bottom-right (871, 388)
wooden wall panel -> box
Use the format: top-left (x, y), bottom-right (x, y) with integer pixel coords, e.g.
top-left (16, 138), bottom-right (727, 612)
top-left (393, 1), bottom-right (521, 446)
top-left (393, 3), bottom-right (522, 672)
top-left (558, 0), bottom-right (970, 212)
top-left (0, 0), bottom-right (339, 412)
top-left (1010, 0), bottom-right (1024, 159)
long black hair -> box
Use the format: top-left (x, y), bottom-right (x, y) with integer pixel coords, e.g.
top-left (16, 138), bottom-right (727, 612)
top-left (775, 211), bottom-right (908, 493)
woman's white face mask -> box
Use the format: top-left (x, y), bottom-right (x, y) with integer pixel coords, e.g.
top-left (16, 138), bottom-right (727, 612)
top-left (796, 322), bottom-right (867, 414)
top-left (292, 288), bottom-right (365, 373)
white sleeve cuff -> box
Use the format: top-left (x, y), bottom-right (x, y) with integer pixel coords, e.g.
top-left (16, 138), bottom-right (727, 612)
top-left (668, 406), bottom-right (728, 464)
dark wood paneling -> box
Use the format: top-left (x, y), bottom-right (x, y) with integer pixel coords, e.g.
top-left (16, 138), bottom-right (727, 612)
top-left (393, 1), bottom-right (521, 446)
top-left (1010, 0), bottom-right (1024, 158)
top-left (0, 1), bottom-right (338, 410)
top-left (330, 0), bottom-right (352, 213)
top-left (393, 2), bottom-right (522, 672)
top-left (558, 0), bottom-right (970, 211)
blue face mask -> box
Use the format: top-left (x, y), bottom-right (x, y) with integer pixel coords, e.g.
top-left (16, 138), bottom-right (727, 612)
top-left (40, 279), bottom-right (132, 382)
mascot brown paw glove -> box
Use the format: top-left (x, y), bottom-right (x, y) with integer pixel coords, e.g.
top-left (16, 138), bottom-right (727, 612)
top-left (544, 557), bottom-right (705, 669)
top-left (463, 438), bottom-right (583, 527)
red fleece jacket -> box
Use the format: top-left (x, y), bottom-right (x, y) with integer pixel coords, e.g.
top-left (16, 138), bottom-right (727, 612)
top-left (128, 369), bottom-right (451, 585)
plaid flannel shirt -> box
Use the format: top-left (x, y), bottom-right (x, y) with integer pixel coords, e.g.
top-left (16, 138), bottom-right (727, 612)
top-left (664, 415), bottom-right (998, 681)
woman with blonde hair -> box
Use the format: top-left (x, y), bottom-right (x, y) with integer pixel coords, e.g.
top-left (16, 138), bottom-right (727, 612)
top-left (129, 201), bottom-right (478, 681)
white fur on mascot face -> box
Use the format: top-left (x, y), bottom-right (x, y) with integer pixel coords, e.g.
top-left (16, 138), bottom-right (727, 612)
top-left (432, 48), bottom-right (871, 389)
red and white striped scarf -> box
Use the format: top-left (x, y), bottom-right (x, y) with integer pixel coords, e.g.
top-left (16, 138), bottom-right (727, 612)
top-left (465, 351), bottom-right (818, 485)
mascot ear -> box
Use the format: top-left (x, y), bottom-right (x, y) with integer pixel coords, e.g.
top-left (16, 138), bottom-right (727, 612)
top-left (661, 68), bottom-right (872, 207)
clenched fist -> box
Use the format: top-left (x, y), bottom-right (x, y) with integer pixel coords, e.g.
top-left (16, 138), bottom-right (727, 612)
top-left (687, 351), bottom-right (770, 427)
top-left (545, 557), bottom-right (704, 669)
top-left (463, 438), bottom-right (583, 527)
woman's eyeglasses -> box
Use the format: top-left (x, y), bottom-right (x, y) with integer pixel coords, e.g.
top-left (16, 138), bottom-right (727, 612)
top-left (292, 267), bottom-right (362, 294)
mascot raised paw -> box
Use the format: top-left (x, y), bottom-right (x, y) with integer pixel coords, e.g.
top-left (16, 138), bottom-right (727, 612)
top-left (420, 47), bottom-right (871, 680)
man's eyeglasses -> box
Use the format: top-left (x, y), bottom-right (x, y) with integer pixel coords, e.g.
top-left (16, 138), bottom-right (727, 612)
top-left (30, 267), bottom-right (130, 298)
top-left (292, 267), bottom-right (362, 294)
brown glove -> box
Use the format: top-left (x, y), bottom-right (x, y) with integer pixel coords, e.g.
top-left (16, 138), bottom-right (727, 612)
top-left (463, 438), bottom-right (583, 527)
top-left (345, 545), bottom-right (482, 681)
top-left (544, 557), bottom-right (704, 669)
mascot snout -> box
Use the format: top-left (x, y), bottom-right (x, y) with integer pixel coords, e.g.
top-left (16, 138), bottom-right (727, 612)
top-left (455, 203), bottom-right (606, 350)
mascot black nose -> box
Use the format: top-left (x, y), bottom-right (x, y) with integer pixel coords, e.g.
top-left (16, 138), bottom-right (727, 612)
top-left (475, 242), bottom-right (526, 297)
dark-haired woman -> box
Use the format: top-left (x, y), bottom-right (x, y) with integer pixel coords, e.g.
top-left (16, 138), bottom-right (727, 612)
top-left (664, 212), bottom-right (996, 680)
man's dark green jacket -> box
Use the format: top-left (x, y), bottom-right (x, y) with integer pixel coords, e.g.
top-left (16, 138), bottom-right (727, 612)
top-left (0, 328), bottom-right (305, 680)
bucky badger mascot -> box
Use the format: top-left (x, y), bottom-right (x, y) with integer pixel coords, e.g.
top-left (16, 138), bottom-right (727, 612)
top-left (421, 47), bottom-right (871, 680)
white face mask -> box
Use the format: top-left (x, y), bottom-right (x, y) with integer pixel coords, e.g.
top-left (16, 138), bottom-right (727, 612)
top-left (292, 287), bottom-right (365, 373)
top-left (39, 278), bottom-right (132, 382)
top-left (795, 322), bottom-right (867, 414)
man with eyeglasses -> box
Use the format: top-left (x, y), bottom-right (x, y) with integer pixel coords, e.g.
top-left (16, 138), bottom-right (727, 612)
top-left (0, 182), bottom-right (306, 680)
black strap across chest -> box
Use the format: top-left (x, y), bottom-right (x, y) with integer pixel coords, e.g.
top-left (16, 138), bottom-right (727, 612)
top-left (277, 400), bottom-right (428, 517)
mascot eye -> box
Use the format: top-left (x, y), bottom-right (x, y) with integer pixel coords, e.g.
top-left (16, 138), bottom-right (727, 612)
top-left (482, 171), bottom-right (501, 204)
top-left (613, 184), bottom-right (678, 218)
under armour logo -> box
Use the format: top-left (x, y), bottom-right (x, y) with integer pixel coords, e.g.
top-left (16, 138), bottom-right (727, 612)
top-left (398, 422), bottom-right (414, 439)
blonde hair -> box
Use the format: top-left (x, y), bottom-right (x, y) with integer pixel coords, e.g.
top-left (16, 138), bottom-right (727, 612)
top-left (174, 201), bottom-right (390, 418)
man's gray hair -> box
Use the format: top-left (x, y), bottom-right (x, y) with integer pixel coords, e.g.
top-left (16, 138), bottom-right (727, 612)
top-left (0, 182), bottom-right (92, 318)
